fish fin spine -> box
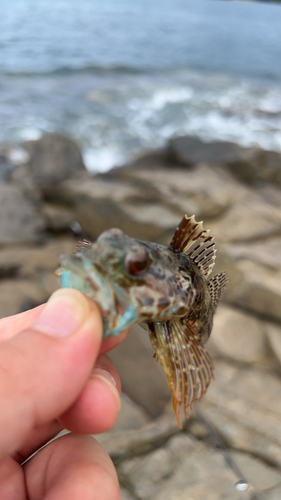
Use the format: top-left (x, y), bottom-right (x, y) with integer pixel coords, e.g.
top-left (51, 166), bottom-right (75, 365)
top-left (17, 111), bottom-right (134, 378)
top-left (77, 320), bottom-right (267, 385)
top-left (207, 272), bottom-right (228, 312)
top-left (148, 318), bottom-right (214, 428)
top-left (170, 215), bottom-right (216, 279)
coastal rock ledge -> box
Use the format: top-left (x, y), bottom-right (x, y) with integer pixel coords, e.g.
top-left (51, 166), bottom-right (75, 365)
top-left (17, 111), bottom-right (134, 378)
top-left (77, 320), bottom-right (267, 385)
top-left (1, 133), bottom-right (281, 499)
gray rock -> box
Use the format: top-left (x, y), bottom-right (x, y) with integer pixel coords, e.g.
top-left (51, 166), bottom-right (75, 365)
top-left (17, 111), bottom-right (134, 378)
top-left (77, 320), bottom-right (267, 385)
top-left (94, 402), bottom-right (180, 461)
top-left (109, 325), bottom-right (171, 417)
top-left (0, 154), bottom-right (12, 182)
top-left (201, 360), bottom-right (281, 467)
top-left (42, 202), bottom-right (75, 231)
top-left (210, 196), bottom-right (281, 244)
top-left (114, 393), bottom-right (151, 431)
top-left (118, 432), bottom-right (281, 500)
top-left (265, 322), bottom-right (281, 367)
top-left (167, 135), bottom-right (281, 188)
top-left (120, 488), bottom-right (136, 500)
top-left (0, 184), bottom-right (44, 244)
top-left (216, 254), bottom-right (281, 323)
top-left (129, 164), bottom-right (234, 219)
top-left (0, 279), bottom-right (47, 318)
top-left (0, 237), bottom-right (75, 279)
top-left (210, 305), bottom-right (266, 364)
top-left (167, 135), bottom-right (240, 167)
top-left (46, 177), bottom-right (181, 243)
top-left (23, 134), bottom-right (86, 185)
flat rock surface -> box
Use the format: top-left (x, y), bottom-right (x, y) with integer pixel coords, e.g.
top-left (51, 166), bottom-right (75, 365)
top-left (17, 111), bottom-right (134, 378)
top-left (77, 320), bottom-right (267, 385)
top-left (210, 305), bottom-right (266, 364)
top-left (201, 360), bottom-right (281, 467)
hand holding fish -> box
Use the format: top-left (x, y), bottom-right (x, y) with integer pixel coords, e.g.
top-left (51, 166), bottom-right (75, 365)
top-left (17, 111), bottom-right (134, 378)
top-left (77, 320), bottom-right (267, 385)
top-left (58, 215), bottom-right (228, 427)
top-left (0, 289), bottom-right (122, 500)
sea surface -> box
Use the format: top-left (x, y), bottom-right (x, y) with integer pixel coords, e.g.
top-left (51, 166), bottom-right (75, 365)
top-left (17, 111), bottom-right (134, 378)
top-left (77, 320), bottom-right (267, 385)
top-left (1, 0), bottom-right (281, 172)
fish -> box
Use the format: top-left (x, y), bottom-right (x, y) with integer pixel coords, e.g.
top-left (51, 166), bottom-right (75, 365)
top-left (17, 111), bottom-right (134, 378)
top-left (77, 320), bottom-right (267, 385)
top-left (57, 215), bottom-right (228, 427)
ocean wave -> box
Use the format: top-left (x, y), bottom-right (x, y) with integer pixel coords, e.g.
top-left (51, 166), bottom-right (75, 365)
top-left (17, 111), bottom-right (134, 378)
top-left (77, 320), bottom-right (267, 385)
top-left (0, 64), bottom-right (150, 78)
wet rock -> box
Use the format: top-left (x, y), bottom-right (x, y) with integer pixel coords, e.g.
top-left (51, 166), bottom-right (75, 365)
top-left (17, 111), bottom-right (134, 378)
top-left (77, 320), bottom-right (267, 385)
top-left (167, 135), bottom-right (240, 168)
top-left (210, 305), bottom-right (266, 364)
top-left (201, 360), bottom-right (281, 467)
top-left (0, 154), bottom-right (12, 182)
top-left (166, 135), bottom-right (281, 188)
top-left (226, 147), bottom-right (281, 186)
top-left (23, 134), bottom-right (86, 185)
top-left (0, 184), bottom-right (44, 244)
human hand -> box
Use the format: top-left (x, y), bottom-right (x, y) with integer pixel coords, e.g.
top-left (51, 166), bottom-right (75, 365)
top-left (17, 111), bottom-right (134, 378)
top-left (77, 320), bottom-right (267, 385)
top-left (0, 288), bottom-right (127, 500)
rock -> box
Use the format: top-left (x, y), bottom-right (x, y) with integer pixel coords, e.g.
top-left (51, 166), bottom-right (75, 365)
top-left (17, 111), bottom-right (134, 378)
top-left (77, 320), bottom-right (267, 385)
top-left (45, 177), bottom-right (181, 243)
top-left (42, 202), bottom-right (75, 232)
top-left (94, 402), bottom-right (180, 461)
top-left (210, 196), bottom-right (281, 244)
top-left (0, 184), bottom-right (44, 244)
top-left (0, 237), bottom-right (75, 317)
top-left (200, 360), bottom-right (281, 467)
top-left (120, 489), bottom-right (135, 500)
top-left (0, 154), bottom-right (12, 182)
top-left (210, 305), bottom-right (266, 364)
top-left (265, 322), bottom-right (281, 367)
top-left (113, 393), bottom-right (151, 431)
top-left (109, 325), bottom-right (171, 417)
top-left (167, 135), bottom-right (240, 168)
top-left (118, 432), bottom-right (281, 500)
top-left (226, 147), bottom-right (281, 187)
top-left (0, 279), bottom-right (47, 318)
top-left (128, 164), bottom-right (235, 219)
top-left (216, 252), bottom-right (281, 323)
top-left (0, 237), bottom-right (75, 279)
top-left (166, 135), bottom-right (281, 188)
top-left (23, 134), bottom-right (86, 185)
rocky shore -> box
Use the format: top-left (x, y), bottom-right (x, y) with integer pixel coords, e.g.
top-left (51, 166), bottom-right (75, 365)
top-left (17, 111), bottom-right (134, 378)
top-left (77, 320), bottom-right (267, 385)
top-left (1, 133), bottom-right (281, 499)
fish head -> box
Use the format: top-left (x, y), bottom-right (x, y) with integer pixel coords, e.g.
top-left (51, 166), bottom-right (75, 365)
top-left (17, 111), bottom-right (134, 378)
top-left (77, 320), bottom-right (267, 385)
top-left (57, 228), bottom-right (196, 337)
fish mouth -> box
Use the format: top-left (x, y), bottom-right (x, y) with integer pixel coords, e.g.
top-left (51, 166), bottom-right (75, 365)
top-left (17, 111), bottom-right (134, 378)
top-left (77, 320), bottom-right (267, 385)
top-left (57, 252), bottom-right (138, 337)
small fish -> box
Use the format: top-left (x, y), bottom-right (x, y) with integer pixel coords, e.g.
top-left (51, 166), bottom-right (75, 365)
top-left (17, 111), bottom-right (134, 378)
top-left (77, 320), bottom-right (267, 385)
top-left (57, 215), bottom-right (227, 427)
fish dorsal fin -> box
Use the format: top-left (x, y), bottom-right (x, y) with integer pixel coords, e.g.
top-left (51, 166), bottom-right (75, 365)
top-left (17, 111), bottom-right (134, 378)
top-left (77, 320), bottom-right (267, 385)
top-left (170, 215), bottom-right (216, 279)
top-left (207, 272), bottom-right (228, 312)
top-left (148, 318), bottom-right (214, 428)
top-left (76, 239), bottom-right (93, 251)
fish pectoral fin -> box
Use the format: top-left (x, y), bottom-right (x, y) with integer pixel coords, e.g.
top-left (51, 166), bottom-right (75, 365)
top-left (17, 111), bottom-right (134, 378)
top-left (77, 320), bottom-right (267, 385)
top-left (170, 215), bottom-right (216, 279)
top-left (207, 272), bottom-right (228, 312)
top-left (148, 319), bottom-right (214, 428)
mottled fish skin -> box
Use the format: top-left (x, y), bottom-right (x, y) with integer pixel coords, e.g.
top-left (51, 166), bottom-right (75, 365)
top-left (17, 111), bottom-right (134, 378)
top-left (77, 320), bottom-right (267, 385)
top-left (57, 215), bottom-right (228, 427)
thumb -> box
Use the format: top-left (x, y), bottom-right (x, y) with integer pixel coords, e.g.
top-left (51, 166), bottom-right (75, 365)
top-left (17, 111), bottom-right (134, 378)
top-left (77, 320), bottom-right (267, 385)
top-left (0, 288), bottom-right (103, 459)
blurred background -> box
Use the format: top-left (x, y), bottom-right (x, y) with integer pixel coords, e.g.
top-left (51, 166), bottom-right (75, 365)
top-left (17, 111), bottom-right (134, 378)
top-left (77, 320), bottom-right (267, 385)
top-left (1, 1), bottom-right (281, 499)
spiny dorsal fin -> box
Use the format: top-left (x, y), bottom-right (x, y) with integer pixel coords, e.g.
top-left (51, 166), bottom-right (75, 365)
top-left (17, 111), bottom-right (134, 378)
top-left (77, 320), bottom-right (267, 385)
top-left (170, 215), bottom-right (216, 279)
top-left (148, 318), bottom-right (214, 428)
top-left (76, 239), bottom-right (93, 251)
top-left (207, 272), bottom-right (228, 312)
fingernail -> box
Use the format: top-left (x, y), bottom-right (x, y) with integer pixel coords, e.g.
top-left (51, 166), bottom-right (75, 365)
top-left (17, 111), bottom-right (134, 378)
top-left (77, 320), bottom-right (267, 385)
top-left (91, 368), bottom-right (117, 388)
top-left (33, 288), bottom-right (91, 337)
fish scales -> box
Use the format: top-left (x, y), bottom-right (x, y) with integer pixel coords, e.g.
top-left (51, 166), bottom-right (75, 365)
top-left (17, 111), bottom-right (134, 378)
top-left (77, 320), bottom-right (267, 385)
top-left (57, 215), bottom-right (228, 427)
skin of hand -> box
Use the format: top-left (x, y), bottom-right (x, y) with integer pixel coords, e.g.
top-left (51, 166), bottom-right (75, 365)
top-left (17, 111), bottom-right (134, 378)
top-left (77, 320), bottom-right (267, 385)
top-left (0, 288), bottom-right (129, 500)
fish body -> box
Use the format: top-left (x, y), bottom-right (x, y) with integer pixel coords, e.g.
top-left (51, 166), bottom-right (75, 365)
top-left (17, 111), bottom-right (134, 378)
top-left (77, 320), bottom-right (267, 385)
top-left (57, 215), bottom-right (227, 427)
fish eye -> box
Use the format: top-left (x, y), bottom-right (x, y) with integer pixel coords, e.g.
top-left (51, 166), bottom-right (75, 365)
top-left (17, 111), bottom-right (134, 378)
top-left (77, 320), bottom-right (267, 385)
top-left (125, 247), bottom-right (151, 276)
